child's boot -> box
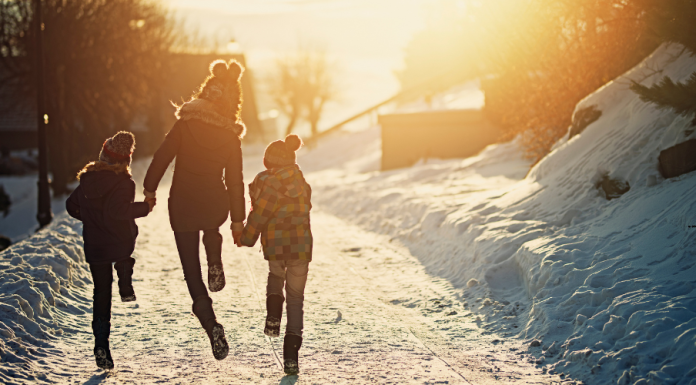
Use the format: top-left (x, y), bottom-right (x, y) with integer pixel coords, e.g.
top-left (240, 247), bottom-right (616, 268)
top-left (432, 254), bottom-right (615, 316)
top-left (115, 257), bottom-right (136, 302)
top-left (264, 294), bottom-right (284, 337)
top-left (92, 318), bottom-right (114, 369)
top-left (283, 334), bottom-right (302, 375)
top-left (192, 295), bottom-right (229, 360)
top-left (203, 230), bottom-right (225, 292)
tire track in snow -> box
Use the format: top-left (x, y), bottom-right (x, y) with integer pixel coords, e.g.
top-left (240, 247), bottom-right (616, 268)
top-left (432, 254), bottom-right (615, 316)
top-left (327, 212), bottom-right (560, 385)
top-left (342, 262), bottom-right (472, 384)
top-left (240, 249), bottom-right (283, 370)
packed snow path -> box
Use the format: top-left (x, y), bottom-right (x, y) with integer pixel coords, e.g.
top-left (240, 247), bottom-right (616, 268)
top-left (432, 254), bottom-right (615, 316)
top-left (38, 206), bottom-right (554, 385)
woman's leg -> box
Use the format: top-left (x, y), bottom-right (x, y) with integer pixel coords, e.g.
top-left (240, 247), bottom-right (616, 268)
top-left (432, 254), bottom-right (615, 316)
top-left (202, 229), bottom-right (223, 265)
top-left (174, 231), bottom-right (208, 300)
top-left (174, 231), bottom-right (228, 360)
top-left (202, 228), bottom-right (225, 292)
top-left (88, 262), bottom-right (114, 369)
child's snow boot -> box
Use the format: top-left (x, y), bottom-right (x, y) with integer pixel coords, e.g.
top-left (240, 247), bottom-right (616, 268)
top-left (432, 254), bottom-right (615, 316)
top-left (115, 257), bottom-right (136, 302)
top-left (264, 294), bottom-right (284, 337)
top-left (192, 295), bottom-right (229, 360)
top-left (203, 230), bottom-right (225, 292)
top-left (92, 318), bottom-right (114, 369)
top-left (283, 334), bottom-right (302, 375)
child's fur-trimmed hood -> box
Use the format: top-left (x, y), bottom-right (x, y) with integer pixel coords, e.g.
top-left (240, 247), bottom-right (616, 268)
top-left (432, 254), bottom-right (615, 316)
top-left (175, 99), bottom-right (246, 138)
top-left (77, 161), bottom-right (131, 180)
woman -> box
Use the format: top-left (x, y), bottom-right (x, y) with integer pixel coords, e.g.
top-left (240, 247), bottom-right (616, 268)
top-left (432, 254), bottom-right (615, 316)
top-left (142, 59), bottom-right (246, 360)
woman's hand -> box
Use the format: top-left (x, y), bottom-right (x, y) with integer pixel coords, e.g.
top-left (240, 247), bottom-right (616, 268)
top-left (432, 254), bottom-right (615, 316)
top-left (231, 222), bottom-right (244, 247)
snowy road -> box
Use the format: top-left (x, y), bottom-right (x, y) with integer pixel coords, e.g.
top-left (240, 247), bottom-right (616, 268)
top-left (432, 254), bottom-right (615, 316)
top-left (43, 201), bottom-right (554, 385)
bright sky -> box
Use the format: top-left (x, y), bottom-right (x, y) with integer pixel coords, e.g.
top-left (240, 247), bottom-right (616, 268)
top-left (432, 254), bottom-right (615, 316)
top-left (161, 0), bottom-right (432, 132)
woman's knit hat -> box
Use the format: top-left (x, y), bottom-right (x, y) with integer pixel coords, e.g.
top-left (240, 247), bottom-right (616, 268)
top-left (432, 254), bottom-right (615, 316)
top-left (264, 134), bottom-right (303, 168)
top-left (194, 60), bottom-right (244, 122)
top-left (174, 59), bottom-right (246, 138)
top-left (99, 131), bottom-right (135, 164)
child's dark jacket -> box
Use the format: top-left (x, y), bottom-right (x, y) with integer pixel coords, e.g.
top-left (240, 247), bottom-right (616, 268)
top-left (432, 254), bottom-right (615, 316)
top-left (240, 164), bottom-right (312, 261)
top-left (66, 162), bottom-right (149, 264)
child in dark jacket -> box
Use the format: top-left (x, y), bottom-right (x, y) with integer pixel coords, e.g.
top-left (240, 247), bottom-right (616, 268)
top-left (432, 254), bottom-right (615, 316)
top-left (66, 131), bottom-right (154, 370)
top-left (239, 134), bottom-right (312, 375)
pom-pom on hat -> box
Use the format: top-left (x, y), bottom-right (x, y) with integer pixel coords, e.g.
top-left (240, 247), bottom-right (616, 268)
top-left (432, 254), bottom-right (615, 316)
top-left (264, 134), bottom-right (303, 168)
top-left (99, 131), bottom-right (135, 164)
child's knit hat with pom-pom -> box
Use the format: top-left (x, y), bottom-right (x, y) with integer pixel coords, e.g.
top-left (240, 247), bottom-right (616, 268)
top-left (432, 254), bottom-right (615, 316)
top-left (264, 134), bottom-right (303, 168)
top-left (100, 131), bottom-right (135, 164)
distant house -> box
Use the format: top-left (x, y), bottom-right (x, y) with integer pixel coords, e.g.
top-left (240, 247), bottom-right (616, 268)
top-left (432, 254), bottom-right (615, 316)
top-left (379, 109), bottom-right (501, 170)
top-left (378, 83), bottom-right (500, 170)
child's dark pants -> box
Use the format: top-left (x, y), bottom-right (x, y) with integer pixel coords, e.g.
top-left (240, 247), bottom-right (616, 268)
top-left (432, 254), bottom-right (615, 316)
top-left (88, 257), bottom-right (136, 345)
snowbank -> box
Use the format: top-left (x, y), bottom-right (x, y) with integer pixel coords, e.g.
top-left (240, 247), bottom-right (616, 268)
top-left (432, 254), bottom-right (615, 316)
top-left (0, 215), bottom-right (91, 383)
top-left (304, 43), bottom-right (696, 385)
top-left (0, 175), bottom-right (71, 243)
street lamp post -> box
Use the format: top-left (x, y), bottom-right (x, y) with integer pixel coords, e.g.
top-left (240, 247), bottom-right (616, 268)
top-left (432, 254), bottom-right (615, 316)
top-left (34, 0), bottom-right (52, 228)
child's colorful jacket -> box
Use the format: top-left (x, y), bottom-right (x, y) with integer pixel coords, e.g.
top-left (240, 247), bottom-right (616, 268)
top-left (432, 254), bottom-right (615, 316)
top-left (240, 164), bottom-right (312, 261)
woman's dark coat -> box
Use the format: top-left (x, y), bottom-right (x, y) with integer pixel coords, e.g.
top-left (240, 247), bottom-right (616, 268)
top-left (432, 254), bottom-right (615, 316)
top-left (66, 163), bottom-right (150, 264)
top-left (143, 116), bottom-right (245, 232)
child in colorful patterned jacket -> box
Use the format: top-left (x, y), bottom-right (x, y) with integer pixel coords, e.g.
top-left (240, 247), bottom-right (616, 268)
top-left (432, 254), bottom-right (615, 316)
top-left (239, 134), bottom-right (312, 375)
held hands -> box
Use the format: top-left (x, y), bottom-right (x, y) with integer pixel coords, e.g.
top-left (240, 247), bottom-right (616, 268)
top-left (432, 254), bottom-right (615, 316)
top-left (231, 222), bottom-right (244, 247)
top-left (145, 197), bottom-right (156, 212)
top-left (143, 189), bottom-right (157, 213)
top-left (232, 230), bottom-right (242, 247)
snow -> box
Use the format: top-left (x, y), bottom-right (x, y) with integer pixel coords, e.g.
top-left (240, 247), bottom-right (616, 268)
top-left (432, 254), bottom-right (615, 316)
top-left (0, 175), bottom-right (73, 243)
top-left (303, 43), bottom-right (696, 385)
top-left (0, 214), bottom-right (92, 383)
top-left (0, 161), bottom-right (555, 384)
top-left (2, 43), bottom-right (695, 384)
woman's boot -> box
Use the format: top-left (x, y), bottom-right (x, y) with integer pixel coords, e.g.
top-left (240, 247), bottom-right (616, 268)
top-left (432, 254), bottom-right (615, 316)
top-left (203, 230), bottom-right (225, 292)
top-left (192, 295), bottom-right (229, 360)
top-left (283, 334), bottom-right (302, 375)
top-left (264, 294), bottom-right (284, 337)
top-left (92, 318), bottom-right (114, 369)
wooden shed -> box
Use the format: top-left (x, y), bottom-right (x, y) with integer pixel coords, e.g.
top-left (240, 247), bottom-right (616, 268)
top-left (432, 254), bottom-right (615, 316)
top-left (379, 109), bottom-right (501, 170)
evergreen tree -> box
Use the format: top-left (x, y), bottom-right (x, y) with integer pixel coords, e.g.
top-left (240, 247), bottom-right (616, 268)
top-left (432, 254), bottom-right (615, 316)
top-left (631, 74), bottom-right (696, 124)
top-left (630, 0), bottom-right (696, 123)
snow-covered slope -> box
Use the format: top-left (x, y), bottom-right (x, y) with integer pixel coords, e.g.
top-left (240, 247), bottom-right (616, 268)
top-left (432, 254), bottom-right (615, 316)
top-left (0, 215), bottom-right (91, 383)
top-left (303, 43), bottom-right (696, 385)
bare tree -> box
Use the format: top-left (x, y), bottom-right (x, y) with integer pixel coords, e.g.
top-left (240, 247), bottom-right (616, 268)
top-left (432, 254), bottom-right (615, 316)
top-left (269, 47), bottom-right (337, 137)
top-left (302, 50), bottom-right (336, 137)
top-left (0, 0), bottom-right (183, 194)
top-left (269, 55), bottom-right (306, 136)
